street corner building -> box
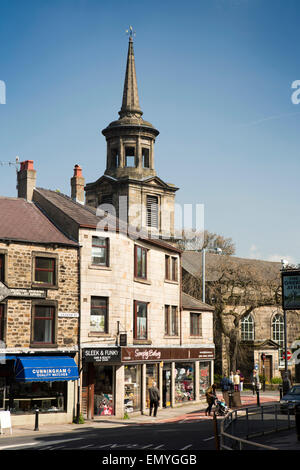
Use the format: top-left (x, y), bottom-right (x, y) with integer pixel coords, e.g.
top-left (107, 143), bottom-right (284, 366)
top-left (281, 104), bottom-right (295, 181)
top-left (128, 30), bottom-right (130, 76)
top-left (0, 171), bottom-right (80, 426)
top-left (29, 35), bottom-right (216, 419)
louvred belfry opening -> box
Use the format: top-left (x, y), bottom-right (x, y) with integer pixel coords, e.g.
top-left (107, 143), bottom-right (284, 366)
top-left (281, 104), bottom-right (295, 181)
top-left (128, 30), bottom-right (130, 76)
top-left (146, 195), bottom-right (159, 228)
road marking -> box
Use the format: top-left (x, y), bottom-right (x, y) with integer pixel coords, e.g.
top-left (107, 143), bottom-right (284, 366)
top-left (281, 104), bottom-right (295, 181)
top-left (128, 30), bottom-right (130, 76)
top-left (36, 437), bottom-right (84, 448)
top-left (0, 442), bottom-right (37, 450)
top-left (153, 444), bottom-right (164, 449)
top-left (181, 445), bottom-right (192, 450)
top-left (203, 436), bottom-right (215, 441)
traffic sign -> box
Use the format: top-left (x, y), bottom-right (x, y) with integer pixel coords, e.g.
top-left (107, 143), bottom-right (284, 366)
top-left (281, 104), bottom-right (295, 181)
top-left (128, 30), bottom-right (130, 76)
top-left (283, 350), bottom-right (292, 360)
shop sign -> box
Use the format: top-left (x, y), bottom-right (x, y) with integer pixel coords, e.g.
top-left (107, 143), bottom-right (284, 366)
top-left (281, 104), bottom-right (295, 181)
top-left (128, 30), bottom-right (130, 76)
top-left (122, 347), bottom-right (215, 362)
top-left (58, 312), bottom-right (79, 318)
top-left (0, 281), bottom-right (46, 302)
top-left (281, 270), bottom-right (300, 310)
top-left (83, 348), bottom-right (121, 364)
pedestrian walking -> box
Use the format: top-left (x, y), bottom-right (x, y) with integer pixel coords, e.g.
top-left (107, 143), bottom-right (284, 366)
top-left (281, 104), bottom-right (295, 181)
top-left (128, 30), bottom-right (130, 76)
top-left (149, 381), bottom-right (160, 417)
top-left (233, 371), bottom-right (240, 392)
top-left (220, 372), bottom-right (233, 407)
top-left (205, 384), bottom-right (217, 416)
top-left (229, 370), bottom-right (234, 385)
top-left (282, 372), bottom-right (291, 396)
top-left (237, 370), bottom-right (244, 392)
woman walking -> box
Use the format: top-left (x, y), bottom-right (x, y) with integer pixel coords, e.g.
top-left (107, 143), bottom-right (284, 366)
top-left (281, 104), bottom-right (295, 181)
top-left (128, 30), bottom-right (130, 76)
top-left (205, 384), bottom-right (217, 416)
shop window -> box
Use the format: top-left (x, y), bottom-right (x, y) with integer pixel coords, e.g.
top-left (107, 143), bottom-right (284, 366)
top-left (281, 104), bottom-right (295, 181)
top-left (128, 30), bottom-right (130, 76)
top-left (134, 245), bottom-right (147, 279)
top-left (0, 304), bottom-right (4, 341)
top-left (90, 297), bottom-right (108, 333)
top-left (165, 305), bottom-right (178, 336)
top-left (32, 305), bottom-right (56, 345)
top-left (146, 195), bottom-right (159, 228)
top-left (94, 366), bottom-right (114, 416)
top-left (92, 237), bottom-right (109, 267)
top-left (190, 312), bottom-right (202, 336)
top-left (134, 301), bottom-right (148, 340)
top-left (241, 313), bottom-right (254, 341)
top-left (8, 381), bottom-right (67, 414)
top-left (175, 363), bottom-right (195, 403)
top-left (125, 147), bottom-right (135, 167)
top-left (142, 148), bottom-right (150, 168)
top-left (199, 362), bottom-right (211, 396)
top-left (124, 364), bottom-right (141, 413)
top-left (165, 255), bottom-right (178, 281)
top-left (34, 257), bottom-right (56, 286)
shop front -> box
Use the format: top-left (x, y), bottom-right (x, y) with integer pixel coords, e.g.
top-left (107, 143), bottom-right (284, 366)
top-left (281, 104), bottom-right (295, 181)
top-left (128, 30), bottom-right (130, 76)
top-left (82, 347), bottom-right (121, 419)
top-left (121, 347), bottom-right (215, 415)
top-left (0, 354), bottom-right (79, 426)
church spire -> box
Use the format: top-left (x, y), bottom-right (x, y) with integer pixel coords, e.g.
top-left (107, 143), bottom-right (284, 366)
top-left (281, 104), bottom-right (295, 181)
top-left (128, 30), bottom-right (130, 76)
top-left (119, 29), bottom-right (143, 119)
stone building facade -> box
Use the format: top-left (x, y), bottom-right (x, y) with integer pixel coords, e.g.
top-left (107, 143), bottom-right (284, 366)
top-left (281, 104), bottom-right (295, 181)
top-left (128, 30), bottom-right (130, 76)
top-left (0, 194), bottom-right (80, 426)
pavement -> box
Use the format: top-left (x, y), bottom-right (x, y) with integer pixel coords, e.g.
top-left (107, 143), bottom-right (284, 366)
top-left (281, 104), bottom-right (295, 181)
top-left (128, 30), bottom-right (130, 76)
top-left (0, 390), bottom-right (280, 439)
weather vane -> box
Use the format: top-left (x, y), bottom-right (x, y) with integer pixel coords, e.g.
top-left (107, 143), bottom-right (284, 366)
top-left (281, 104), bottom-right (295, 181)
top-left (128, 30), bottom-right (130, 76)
top-left (125, 25), bottom-right (136, 41)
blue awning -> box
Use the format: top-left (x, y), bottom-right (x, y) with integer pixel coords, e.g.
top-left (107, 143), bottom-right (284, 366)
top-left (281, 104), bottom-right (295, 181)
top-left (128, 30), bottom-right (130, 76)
top-left (15, 356), bottom-right (79, 382)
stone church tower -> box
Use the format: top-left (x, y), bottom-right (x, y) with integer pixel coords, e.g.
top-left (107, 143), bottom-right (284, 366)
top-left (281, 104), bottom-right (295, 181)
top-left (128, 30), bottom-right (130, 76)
top-left (85, 35), bottom-right (178, 239)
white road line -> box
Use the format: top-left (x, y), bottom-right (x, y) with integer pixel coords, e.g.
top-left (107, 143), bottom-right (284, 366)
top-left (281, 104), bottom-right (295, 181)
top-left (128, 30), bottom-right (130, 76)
top-left (140, 444), bottom-right (153, 449)
top-left (153, 444), bottom-right (164, 449)
top-left (0, 442), bottom-right (37, 450)
top-left (180, 445), bottom-right (192, 450)
top-left (203, 436), bottom-right (215, 441)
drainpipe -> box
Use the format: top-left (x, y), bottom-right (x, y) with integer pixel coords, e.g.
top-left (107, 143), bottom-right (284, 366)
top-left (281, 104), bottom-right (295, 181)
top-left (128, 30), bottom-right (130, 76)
top-left (76, 244), bottom-right (82, 423)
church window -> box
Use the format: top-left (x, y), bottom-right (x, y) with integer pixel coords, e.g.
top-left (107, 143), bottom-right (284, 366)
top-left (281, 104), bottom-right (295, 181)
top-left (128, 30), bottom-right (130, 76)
top-left (125, 147), bottom-right (136, 167)
top-left (241, 313), bottom-right (254, 341)
top-left (272, 313), bottom-right (284, 362)
top-left (142, 148), bottom-right (150, 168)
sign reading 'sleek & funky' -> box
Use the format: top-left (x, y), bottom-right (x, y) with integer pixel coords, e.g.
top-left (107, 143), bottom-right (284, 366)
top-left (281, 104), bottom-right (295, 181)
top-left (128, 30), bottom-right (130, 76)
top-left (83, 347), bottom-right (121, 364)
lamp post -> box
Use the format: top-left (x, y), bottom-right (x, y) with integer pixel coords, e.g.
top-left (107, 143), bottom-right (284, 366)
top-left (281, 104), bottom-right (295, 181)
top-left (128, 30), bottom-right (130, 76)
top-left (202, 247), bottom-right (222, 303)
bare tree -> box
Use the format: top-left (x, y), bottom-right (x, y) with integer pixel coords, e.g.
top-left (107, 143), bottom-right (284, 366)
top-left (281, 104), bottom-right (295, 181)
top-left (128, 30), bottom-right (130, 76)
top-left (182, 255), bottom-right (281, 373)
top-left (176, 229), bottom-right (235, 255)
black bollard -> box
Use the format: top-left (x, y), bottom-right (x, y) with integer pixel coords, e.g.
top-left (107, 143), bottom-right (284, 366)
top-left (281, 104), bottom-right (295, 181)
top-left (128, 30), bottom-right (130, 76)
top-left (295, 404), bottom-right (300, 441)
top-left (34, 409), bottom-right (39, 431)
top-left (256, 388), bottom-right (260, 406)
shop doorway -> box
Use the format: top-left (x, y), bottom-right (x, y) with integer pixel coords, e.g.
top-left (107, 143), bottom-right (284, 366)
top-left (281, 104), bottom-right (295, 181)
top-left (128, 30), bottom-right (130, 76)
top-left (93, 365), bottom-right (114, 416)
top-left (162, 366), bottom-right (171, 408)
top-left (261, 356), bottom-right (272, 382)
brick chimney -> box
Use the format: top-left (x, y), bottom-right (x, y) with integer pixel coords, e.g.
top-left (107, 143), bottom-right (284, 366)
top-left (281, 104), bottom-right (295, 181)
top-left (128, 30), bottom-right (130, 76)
top-left (71, 164), bottom-right (85, 204)
top-left (17, 160), bottom-right (37, 201)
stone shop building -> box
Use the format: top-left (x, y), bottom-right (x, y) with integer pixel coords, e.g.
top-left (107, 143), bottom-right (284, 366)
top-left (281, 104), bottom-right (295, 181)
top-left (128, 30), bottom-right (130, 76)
top-left (0, 168), bottom-right (80, 426)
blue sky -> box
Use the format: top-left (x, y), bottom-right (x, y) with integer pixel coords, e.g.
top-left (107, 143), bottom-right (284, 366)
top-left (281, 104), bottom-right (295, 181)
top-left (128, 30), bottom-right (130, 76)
top-left (0, 0), bottom-right (300, 263)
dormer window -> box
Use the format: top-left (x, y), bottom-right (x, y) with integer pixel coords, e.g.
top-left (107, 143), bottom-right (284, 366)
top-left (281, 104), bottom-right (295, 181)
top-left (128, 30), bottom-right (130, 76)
top-left (125, 147), bottom-right (135, 167)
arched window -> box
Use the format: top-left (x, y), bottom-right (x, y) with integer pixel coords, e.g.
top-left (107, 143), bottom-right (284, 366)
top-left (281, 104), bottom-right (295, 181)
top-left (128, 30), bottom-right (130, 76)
top-left (272, 313), bottom-right (284, 362)
top-left (241, 313), bottom-right (254, 341)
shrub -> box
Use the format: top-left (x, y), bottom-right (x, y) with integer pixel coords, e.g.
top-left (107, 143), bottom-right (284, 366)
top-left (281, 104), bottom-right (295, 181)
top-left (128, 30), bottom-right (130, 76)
top-left (73, 414), bottom-right (85, 424)
top-left (270, 377), bottom-right (282, 384)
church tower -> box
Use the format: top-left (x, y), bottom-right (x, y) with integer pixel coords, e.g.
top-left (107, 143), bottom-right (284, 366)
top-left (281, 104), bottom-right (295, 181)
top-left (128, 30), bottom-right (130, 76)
top-left (85, 32), bottom-right (178, 239)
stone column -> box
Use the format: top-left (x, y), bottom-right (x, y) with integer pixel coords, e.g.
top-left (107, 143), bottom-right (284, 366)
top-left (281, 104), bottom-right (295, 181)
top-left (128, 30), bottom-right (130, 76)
top-left (119, 137), bottom-right (124, 168)
top-left (171, 362), bottom-right (175, 407)
top-left (159, 362), bottom-right (163, 409)
top-left (141, 363), bottom-right (146, 415)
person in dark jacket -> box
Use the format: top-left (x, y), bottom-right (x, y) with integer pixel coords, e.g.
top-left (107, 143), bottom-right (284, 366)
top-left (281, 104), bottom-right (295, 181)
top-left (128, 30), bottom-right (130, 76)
top-left (282, 373), bottom-right (291, 396)
top-left (220, 373), bottom-right (233, 407)
top-left (149, 381), bottom-right (160, 417)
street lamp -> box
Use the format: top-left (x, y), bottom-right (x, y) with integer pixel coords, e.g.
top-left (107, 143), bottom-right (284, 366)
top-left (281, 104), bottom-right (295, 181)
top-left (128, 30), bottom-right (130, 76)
top-left (202, 247), bottom-right (222, 303)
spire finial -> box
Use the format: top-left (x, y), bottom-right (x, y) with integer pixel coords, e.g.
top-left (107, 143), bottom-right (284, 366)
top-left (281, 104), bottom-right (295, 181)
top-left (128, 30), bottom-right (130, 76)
top-left (119, 27), bottom-right (142, 118)
top-left (125, 25), bottom-right (136, 42)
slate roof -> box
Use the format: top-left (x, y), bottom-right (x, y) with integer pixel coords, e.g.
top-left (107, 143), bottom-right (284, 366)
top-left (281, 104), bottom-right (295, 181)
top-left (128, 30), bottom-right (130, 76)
top-left (182, 251), bottom-right (281, 282)
top-left (181, 292), bottom-right (214, 312)
top-left (0, 197), bottom-right (77, 246)
top-left (34, 188), bottom-right (181, 253)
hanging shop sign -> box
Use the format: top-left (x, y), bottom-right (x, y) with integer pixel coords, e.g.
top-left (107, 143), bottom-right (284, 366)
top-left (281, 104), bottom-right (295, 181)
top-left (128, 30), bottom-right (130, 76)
top-left (83, 348), bottom-right (121, 364)
top-left (281, 270), bottom-right (300, 310)
top-left (121, 347), bottom-right (214, 363)
top-left (0, 281), bottom-right (46, 302)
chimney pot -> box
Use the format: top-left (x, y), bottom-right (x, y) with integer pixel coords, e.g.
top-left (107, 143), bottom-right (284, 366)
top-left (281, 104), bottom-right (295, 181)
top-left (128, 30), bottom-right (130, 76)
top-left (17, 160), bottom-right (36, 201)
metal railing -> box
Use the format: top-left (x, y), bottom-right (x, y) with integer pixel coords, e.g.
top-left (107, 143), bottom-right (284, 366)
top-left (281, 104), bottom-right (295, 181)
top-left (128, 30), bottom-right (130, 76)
top-left (219, 403), bottom-right (295, 450)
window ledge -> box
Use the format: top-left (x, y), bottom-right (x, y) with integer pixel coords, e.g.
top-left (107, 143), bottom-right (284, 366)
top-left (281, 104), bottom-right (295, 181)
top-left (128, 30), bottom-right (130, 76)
top-left (88, 332), bottom-right (111, 337)
top-left (133, 340), bottom-right (152, 345)
top-left (30, 343), bottom-right (58, 348)
top-left (164, 279), bottom-right (178, 285)
top-left (189, 335), bottom-right (203, 339)
top-left (31, 283), bottom-right (58, 290)
top-left (88, 264), bottom-right (111, 271)
top-left (134, 277), bottom-right (151, 285)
